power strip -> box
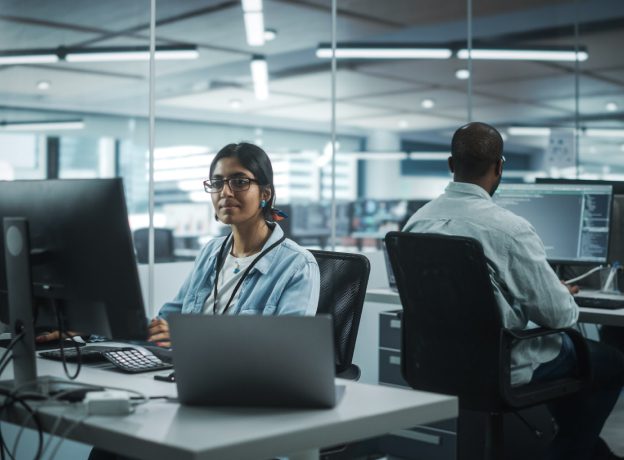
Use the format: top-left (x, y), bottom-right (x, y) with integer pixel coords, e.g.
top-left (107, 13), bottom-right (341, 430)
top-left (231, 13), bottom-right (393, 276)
top-left (83, 390), bottom-right (132, 415)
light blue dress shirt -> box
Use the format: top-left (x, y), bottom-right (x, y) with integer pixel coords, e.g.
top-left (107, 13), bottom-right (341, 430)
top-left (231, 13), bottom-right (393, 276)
top-left (159, 223), bottom-right (320, 318)
top-left (404, 181), bottom-right (579, 386)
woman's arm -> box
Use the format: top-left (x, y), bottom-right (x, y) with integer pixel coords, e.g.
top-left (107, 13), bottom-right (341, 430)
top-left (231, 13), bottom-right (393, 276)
top-left (274, 259), bottom-right (320, 316)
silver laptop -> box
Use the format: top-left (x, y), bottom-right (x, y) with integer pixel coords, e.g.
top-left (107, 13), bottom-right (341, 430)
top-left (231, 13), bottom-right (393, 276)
top-left (169, 314), bottom-right (340, 408)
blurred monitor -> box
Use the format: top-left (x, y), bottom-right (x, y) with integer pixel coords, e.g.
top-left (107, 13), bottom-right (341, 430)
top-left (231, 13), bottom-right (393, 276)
top-left (351, 199), bottom-right (408, 236)
top-left (536, 178), bottom-right (624, 264)
top-left (290, 202), bottom-right (350, 238)
top-left (494, 183), bottom-right (613, 264)
top-left (400, 199), bottom-right (430, 229)
top-left (0, 178), bottom-right (148, 340)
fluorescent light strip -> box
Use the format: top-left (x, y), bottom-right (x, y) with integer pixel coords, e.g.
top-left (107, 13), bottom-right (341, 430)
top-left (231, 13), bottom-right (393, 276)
top-left (241, 0), bottom-right (262, 12)
top-left (244, 12), bottom-right (265, 47)
top-left (66, 49), bottom-right (198, 62)
top-left (250, 58), bottom-right (269, 100)
top-left (0, 54), bottom-right (59, 65)
top-left (0, 120), bottom-right (84, 131)
top-left (316, 47), bottom-right (452, 59)
top-left (507, 127), bottom-right (552, 136)
top-left (457, 48), bottom-right (588, 62)
top-left (585, 129), bottom-right (624, 138)
top-left (408, 152), bottom-right (450, 160)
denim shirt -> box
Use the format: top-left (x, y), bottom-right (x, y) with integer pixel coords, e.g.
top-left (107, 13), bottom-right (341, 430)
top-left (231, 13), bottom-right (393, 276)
top-left (158, 224), bottom-right (320, 318)
top-left (404, 182), bottom-right (579, 386)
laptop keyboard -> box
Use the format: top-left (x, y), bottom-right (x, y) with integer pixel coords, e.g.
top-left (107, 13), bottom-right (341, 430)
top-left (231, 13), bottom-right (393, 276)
top-left (40, 345), bottom-right (173, 373)
top-left (574, 295), bottom-right (624, 310)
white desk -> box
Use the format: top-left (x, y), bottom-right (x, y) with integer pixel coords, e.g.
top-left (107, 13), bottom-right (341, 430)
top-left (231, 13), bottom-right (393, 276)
top-left (365, 288), bottom-right (624, 327)
top-left (2, 356), bottom-right (457, 460)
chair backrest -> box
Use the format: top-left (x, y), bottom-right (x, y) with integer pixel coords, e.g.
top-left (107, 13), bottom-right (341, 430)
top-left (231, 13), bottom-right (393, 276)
top-left (133, 228), bottom-right (175, 263)
top-left (385, 231), bottom-right (504, 410)
top-left (310, 250), bottom-right (370, 375)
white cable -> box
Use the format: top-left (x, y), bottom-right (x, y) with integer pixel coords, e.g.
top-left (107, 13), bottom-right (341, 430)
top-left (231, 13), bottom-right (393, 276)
top-left (45, 413), bottom-right (89, 460)
top-left (564, 265), bottom-right (603, 284)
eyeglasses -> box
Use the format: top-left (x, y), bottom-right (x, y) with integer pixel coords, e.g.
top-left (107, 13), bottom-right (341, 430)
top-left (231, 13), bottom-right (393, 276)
top-left (203, 177), bottom-right (259, 193)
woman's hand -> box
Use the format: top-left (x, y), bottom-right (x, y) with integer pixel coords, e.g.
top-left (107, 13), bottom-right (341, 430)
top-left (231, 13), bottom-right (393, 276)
top-left (35, 330), bottom-right (81, 343)
top-left (148, 317), bottom-right (171, 347)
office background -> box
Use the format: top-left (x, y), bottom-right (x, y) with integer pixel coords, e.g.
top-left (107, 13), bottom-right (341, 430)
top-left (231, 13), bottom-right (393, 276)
top-left (1, 0), bottom-right (624, 256)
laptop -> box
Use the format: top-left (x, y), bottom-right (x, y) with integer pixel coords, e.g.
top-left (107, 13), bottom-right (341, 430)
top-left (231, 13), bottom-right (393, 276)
top-left (169, 314), bottom-right (341, 408)
top-left (574, 289), bottom-right (624, 310)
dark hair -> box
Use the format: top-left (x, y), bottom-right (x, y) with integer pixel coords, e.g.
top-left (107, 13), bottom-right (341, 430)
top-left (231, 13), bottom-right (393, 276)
top-left (210, 142), bottom-right (275, 221)
top-left (451, 122), bottom-right (504, 179)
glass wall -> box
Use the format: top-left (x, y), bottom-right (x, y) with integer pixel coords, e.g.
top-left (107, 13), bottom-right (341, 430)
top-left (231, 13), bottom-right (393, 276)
top-left (2, 0), bottom-right (624, 257)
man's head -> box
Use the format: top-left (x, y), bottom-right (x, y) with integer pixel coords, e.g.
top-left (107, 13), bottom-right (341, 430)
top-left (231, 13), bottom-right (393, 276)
top-left (449, 122), bottom-right (505, 196)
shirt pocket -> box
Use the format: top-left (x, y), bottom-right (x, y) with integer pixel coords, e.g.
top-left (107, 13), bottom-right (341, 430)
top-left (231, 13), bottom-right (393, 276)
top-left (238, 304), bottom-right (277, 316)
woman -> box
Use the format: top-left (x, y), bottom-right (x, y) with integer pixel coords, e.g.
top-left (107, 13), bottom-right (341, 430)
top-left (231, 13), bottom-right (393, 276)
top-left (147, 142), bottom-right (320, 346)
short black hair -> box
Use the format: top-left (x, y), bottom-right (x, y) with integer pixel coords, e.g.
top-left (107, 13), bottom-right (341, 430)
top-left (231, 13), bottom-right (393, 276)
top-left (210, 142), bottom-right (275, 221)
top-left (451, 122), bottom-right (504, 179)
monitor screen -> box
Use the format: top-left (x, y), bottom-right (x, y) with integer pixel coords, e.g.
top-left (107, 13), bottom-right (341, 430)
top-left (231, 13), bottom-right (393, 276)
top-left (494, 184), bottom-right (613, 264)
top-left (0, 178), bottom-right (148, 340)
top-left (290, 202), bottom-right (351, 238)
top-left (351, 199), bottom-right (408, 236)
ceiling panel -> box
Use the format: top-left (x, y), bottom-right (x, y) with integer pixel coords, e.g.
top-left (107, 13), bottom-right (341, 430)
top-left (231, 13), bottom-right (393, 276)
top-left (158, 86), bottom-right (315, 112)
top-left (475, 74), bottom-right (622, 101)
top-left (341, 112), bottom-right (460, 131)
top-left (0, 66), bottom-right (143, 101)
top-left (0, 19), bottom-right (99, 48)
top-left (545, 93), bottom-right (624, 114)
top-left (350, 88), bottom-right (500, 112)
top-left (251, 100), bottom-right (393, 121)
top-left (450, 103), bottom-right (571, 125)
top-left (270, 69), bottom-right (422, 100)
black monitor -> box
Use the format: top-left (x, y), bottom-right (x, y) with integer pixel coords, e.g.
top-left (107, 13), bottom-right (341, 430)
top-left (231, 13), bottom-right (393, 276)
top-left (351, 199), bottom-right (408, 236)
top-left (494, 183), bottom-right (613, 264)
top-left (290, 202), bottom-right (351, 239)
top-left (536, 178), bottom-right (624, 266)
top-left (0, 178), bottom-right (148, 387)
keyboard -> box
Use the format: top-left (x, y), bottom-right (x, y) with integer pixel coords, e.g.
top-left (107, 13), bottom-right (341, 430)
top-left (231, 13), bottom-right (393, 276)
top-left (40, 345), bottom-right (173, 373)
top-left (574, 291), bottom-right (624, 310)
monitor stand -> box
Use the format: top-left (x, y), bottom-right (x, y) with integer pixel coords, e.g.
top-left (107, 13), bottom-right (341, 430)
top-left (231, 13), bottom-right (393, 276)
top-left (1, 217), bottom-right (87, 397)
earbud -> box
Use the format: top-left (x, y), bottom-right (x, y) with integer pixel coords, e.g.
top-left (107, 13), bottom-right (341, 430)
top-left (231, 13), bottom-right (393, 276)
top-left (260, 200), bottom-right (267, 208)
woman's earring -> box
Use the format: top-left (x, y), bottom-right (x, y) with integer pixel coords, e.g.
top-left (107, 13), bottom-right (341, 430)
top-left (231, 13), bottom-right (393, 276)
top-left (260, 199), bottom-right (267, 208)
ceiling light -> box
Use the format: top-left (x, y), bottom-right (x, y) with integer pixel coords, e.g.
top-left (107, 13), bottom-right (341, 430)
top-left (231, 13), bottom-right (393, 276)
top-left (250, 56), bottom-right (269, 100)
top-left (398, 120), bottom-right (409, 129)
top-left (0, 119), bottom-right (84, 131)
top-left (408, 152), bottom-right (449, 160)
top-left (229, 99), bottom-right (242, 109)
top-left (264, 29), bottom-right (277, 42)
top-left (585, 129), bottom-right (624, 138)
top-left (507, 126), bottom-right (552, 136)
top-left (421, 98), bottom-right (435, 109)
top-left (457, 48), bottom-right (588, 62)
top-left (65, 45), bottom-right (199, 62)
top-left (241, 0), bottom-right (262, 12)
top-left (0, 53), bottom-right (59, 65)
top-left (316, 44), bottom-right (452, 59)
top-left (606, 102), bottom-right (618, 112)
top-left (455, 69), bottom-right (470, 80)
top-left (356, 152), bottom-right (408, 161)
top-left (153, 146), bottom-right (210, 159)
top-left (36, 80), bottom-right (51, 91)
top-left (243, 12), bottom-right (265, 46)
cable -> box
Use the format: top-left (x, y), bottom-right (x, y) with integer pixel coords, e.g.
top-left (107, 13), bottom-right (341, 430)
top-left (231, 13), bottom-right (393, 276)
top-left (564, 265), bottom-right (603, 285)
top-left (0, 332), bottom-right (25, 378)
top-left (46, 413), bottom-right (89, 460)
top-left (52, 299), bottom-right (81, 380)
top-left (0, 391), bottom-right (44, 460)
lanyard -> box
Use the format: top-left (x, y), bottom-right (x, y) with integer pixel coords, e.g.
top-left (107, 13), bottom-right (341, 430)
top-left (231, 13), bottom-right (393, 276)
top-left (213, 232), bottom-right (286, 315)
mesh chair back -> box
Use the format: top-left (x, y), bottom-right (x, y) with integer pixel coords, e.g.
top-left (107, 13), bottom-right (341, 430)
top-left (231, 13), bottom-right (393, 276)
top-left (385, 232), bottom-right (504, 410)
top-left (133, 228), bottom-right (175, 263)
top-left (310, 250), bottom-right (370, 375)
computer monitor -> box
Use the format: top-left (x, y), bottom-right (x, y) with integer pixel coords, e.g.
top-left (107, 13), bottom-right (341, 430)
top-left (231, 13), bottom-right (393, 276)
top-left (493, 183), bottom-right (613, 264)
top-left (536, 178), bottom-right (624, 266)
top-left (290, 202), bottom-right (351, 239)
top-left (351, 199), bottom-right (408, 236)
top-left (0, 178), bottom-right (148, 387)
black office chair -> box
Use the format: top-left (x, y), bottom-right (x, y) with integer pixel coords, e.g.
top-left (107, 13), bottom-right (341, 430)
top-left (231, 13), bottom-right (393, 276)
top-left (310, 250), bottom-right (370, 381)
top-left (133, 227), bottom-right (175, 263)
top-left (384, 232), bottom-right (591, 460)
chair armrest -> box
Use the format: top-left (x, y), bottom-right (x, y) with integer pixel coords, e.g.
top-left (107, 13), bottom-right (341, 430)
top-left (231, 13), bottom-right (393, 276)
top-left (501, 327), bottom-right (592, 384)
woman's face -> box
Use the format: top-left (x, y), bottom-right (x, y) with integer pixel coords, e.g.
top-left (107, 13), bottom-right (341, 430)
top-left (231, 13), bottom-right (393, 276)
top-left (210, 157), bottom-right (270, 226)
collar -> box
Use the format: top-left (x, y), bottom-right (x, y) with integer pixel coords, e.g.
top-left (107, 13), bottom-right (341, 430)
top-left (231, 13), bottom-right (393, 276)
top-left (445, 181), bottom-right (493, 201)
top-left (248, 223), bottom-right (284, 275)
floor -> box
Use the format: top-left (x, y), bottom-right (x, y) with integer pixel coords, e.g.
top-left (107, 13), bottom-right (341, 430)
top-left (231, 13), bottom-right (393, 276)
top-left (603, 392), bottom-right (624, 455)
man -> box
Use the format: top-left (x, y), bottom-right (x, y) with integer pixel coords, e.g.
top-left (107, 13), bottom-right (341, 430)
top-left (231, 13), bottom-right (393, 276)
top-left (403, 122), bottom-right (624, 460)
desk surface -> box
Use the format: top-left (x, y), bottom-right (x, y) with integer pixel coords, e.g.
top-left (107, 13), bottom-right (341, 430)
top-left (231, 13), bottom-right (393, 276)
top-left (3, 355), bottom-right (457, 460)
top-left (366, 288), bottom-right (624, 327)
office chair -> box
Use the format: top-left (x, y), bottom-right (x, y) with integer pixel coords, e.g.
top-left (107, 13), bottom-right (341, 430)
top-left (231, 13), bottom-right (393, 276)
top-left (133, 227), bottom-right (176, 263)
top-left (310, 250), bottom-right (370, 381)
top-left (384, 232), bottom-right (591, 460)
